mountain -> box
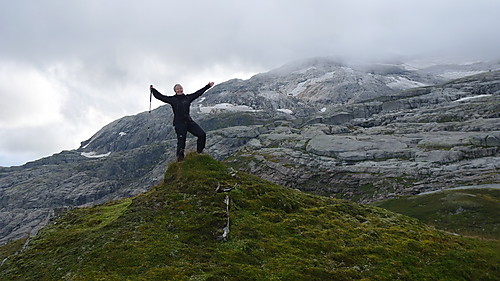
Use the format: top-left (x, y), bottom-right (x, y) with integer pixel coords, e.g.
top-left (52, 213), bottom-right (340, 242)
top-left (195, 57), bottom-right (442, 116)
top-left (1, 154), bottom-right (498, 280)
top-left (0, 57), bottom-right (499, 247)
top-left (226, 70), bottom-right (500, 202)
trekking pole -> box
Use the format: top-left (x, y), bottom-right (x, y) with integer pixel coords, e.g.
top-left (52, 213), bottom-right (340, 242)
top-left (147, 86), bottom-right (153, 141)
top-left (149, 86), bottom-right (153, 113)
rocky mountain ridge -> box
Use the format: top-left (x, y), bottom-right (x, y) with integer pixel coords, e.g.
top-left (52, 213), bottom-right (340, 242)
top-left (226, 70), bottom-right (500, 202)
top-left (0, 57), bottom-right (499, 246)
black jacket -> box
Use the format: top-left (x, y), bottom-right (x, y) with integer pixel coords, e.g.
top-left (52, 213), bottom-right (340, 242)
top-left (151, 84), bottom-right (211, 125)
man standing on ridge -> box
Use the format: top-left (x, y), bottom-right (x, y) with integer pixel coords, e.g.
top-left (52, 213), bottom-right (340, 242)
top-left (150, 82), bottom-right (214, 161)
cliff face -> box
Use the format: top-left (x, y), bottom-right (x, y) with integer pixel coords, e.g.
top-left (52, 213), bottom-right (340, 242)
top-left (0, 58), bottom-right (499, 246)
top-left (225, 70), bottom-right (500, 202)
top-left (1, 154), bottom-right (498, 280)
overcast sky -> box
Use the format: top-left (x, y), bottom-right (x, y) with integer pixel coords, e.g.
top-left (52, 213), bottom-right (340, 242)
top-left (1, 0), bottom-right (499, 166)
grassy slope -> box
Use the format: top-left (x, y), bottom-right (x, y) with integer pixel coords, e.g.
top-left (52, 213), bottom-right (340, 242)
top-left (373, 189), bottom-right (500, 240)
top-left (0, 237), bottom-right (28, 263)
top-left (1, 154), bottom-right (498, 280)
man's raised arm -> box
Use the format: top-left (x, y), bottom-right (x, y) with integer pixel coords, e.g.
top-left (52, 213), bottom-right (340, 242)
top-left (188, 82), bottom-right (215, 101)
top-left (150, 85), bottom-right (171, 103)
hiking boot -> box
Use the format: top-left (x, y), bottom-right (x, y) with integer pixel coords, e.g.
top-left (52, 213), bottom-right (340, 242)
top-left (177, 154), bottom-right (184, 162)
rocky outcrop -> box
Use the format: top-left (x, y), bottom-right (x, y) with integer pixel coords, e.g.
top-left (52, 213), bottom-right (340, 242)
top-left (225, 71), bottom-right (500, 203)
top-left (0, 144), bottom-right (170, 245)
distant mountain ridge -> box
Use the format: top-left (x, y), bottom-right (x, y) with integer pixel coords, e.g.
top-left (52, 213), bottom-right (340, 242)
top-left (195, 57), bottom-right (441, 116)
top-left (0, 57), bottom-right (499, 246)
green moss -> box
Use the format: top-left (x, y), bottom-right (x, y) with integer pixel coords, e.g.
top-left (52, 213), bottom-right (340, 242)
top-left (1, 154), bottom-right (499, 280)
top-left (436, 114), bottom-right (466, 123)
top-left (374, 188), bottom-right (500, 239)
top-left (0, 237), bottom-right (28, 262)
top-left (224, 153), bottom-right (263, 171)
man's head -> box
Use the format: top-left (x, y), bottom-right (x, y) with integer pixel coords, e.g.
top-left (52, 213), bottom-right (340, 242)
top-left (173, 84), bottom-right (184, 95)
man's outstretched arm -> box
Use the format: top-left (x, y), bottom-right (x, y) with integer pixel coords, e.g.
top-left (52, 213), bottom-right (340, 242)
top-left (188, 82), bottom-right (215, 101)
top-left (150, 85), bottom-right (172, 104)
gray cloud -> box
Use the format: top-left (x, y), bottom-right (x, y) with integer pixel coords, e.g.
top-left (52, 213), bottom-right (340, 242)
top-left (1, 0), bottom-right (500, 166)
top-left (4, 0), bottom-right (498, 65)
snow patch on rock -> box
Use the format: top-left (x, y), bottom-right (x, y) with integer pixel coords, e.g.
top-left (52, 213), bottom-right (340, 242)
top-left (277, 108), bottom-right (293, 114)
top-left (387, 76), bottom-right (427, 89)
top-left (288, 71), bottom-right (336, 96)
top-left (453, 94), bottom-right (492, 102)
top-left (81, 152), bottom-right (111, 158)
top-left (199, 103), bottom-right (260, 114)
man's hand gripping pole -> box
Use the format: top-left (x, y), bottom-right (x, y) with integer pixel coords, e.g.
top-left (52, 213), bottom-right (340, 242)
top-left (149, 85), bottom-right (153, 113)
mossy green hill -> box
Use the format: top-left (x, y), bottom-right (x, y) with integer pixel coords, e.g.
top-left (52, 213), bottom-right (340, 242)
top-left (374, 188), bottom-right (500, 240)
top-left (1, 154), bottom-right (498, 280)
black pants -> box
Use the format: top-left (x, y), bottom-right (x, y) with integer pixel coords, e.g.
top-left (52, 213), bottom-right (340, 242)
top-left (174, 121), bottom-right (206, 160)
